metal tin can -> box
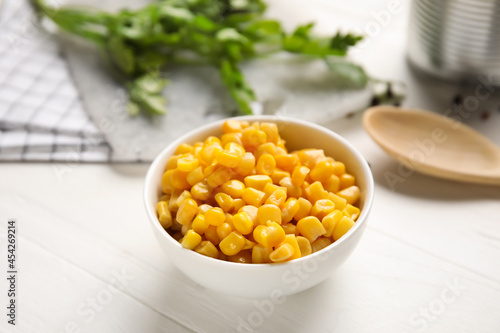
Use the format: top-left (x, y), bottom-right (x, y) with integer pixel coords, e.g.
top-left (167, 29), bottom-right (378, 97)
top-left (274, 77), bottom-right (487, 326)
top-left (407, 0), bottom-right (500, 84)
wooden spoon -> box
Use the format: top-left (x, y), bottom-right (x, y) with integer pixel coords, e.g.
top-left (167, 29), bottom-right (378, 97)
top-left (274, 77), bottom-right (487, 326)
top-left (363, 106), bottom-right (500, 185)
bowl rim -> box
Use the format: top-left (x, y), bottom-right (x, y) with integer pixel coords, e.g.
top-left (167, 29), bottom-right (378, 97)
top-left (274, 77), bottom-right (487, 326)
top-left (144, 115), bottom-right (374, 268)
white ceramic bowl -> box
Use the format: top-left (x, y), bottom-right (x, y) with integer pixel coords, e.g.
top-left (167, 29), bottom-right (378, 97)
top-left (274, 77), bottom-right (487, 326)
top-left (144, 115), bottom-right (374, 298)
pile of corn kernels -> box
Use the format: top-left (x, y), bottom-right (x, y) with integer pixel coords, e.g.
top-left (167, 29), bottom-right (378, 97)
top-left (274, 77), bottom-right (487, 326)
top-left (157, 120), bottom-right (361, 263)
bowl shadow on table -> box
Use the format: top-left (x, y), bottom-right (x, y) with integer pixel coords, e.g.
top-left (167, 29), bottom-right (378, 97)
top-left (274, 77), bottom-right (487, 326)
top-left (370, 157), bottom-right (500, 201)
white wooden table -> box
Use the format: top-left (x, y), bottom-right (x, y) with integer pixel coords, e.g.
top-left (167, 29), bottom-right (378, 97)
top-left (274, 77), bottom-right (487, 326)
top-left (1, 1), bottom-right (500, 332)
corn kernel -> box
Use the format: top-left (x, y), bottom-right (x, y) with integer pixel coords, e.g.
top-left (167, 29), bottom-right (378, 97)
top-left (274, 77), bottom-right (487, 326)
top-left (263, 182), bottom-right (280, 196)
top-left (181, 223), bottom-right (192, 236)
top-left (192, 214), bottom-right (209, 234)
top-left (332, 161), bottom-right (346, 176)
top-left (186, 166), bottom-right (204, 186)
top-left (205, 207), bottom-right (226, 226)
top-left (224, 213), bottom-right (235, 229)
top-left (260, 122), bottom-right (279, 144)
top-left (269, 243), bottom-right (295, 262)
top-left (254, 142), bottom-right (276, 160)
top-left (279, 234), bottom-right (301, 260)
top-left (256, 154), bottom-right (276, 175)
top-left (271, 169), bottom-right (290, 184)
top-left (332, 216), bottom-right (355, 241)
top-left (297, 216), bottom-right (326, 242)
top-left (242, 187), bottom-right (266, 206)
top-left (337, 185), bottom-right (360, 205)
top-left (159, 194), bottom-right (170, 202)
top-left (324, 174), bottom-right (340, 193)
top-left (219, 232), bottom-right (246, 256)
top-left (171, 169), bottom-right (190, 190)
top-left (311, 199), bottom-right (336, 220)
top-left (228, 250), bottom-right (253, 263)
top-left (243, 238), bottom-right (256, 250)
top-left (221, 132), bottom-right (243, 147)
top-left (235, 152), bottom-right (256, 176)
top-left (326, 192), bottom-right (347, 211)
top-left (215, 192), bottom-right (234, 212)
top-left (177, 155), bottom-right (199, 172)
top-left (238, 205), bottom-right (258, 226)
top-left (298, 149), bottom-right (325, 168)
top-left (194, 240), bottom-right (219, 258)
top-left (221, 180), bottom-right (245, 198)
top-left (274, 154), bottom-right (299, 171)
top-left (232, 198), bottom-right (246, 213)
top-left (233, 212), bottom-right (254, 235)
top-left (322, 210), bottom-right (343, 237)
top-left (281, 198), bottom-right (300, 223)
top-left (166, 155), bottom-right (180, 170)
top-left (305, 181), bottom-right (327, 203)
top-left (291, 166), bottom-right (310, 187)
top-left (223, 119), bottom-right (244, 133)
top-left (168, 190), bottom-right (182, 212)
top-left (175, 143), bottom-right (193, 155)
top-left (310, 160), bottom-right (334, 183)
top-left (265, 188), bottom-right (287, 206)
top-left (176, 198), bottom-right (198, 225)
top-left (199, 143), bottom-right (223, 165)
top-left (161, 169), bottom-right (176, 194)
top-left (241, 127), bottom-right (267, 149)
top-left (294, 197), bottom-right (312, 221)
top-left (279, 177), bottom-right (302, 198)
top-left (191, 181), bottom-right (212, 201)
top-left (252, 244), bottom-right (273, 263)
top-left (181, 230), bottom-right (202, 249)
top-left (204, 226), bottom-right (220, 245)
top-left (216, 223), bottom-right (233, 240)
top-left (296, 236), bottom-right (312, 257)
top-left (282, 223), bottom-right (298, 235)
top-left (157, 201), bottom-right (173, 229)
top-left (342, 204), bottom-right (361, 221)
top-left (253, 221), bottom-right (286, 248)
top-left (197, 204), bottom-right (212, 215)
top-left (244, 175), bottom-right (272, 191)
top-left (207, 166), bottom-right (233, 188)
top-left (257, 204), bottom-right (282, 225)
top-left (339, 173), bottom-right (356, 190)
top-left (311, 237), bottom-right (332, 253)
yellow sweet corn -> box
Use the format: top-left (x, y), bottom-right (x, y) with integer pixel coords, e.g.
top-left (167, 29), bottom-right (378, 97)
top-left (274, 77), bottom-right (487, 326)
top-left (332, 216), bottom-right (355, 241)
top-left (279, 234), bottom-right (301, 260)
top-left (342, 204), bottom-right (361, 221)
top-left (157, 201), bottom-right (173, 229)
top-left (281, 198), bottom-right (300, 223)
top-left (260, 122), bottom-right (279, 144)
top-left (192, 214), bottom-right (209, 234)
top-left (324, 174), bottom-right (340, 193)
top-left (238, 205), bottom-right (258, 226)
top-left (253, 221), bottom-right (286, 248)
top-left (322, 210), bottom-right (343, 237)
top-left (269, 243), bottom-right (295, 262)
top-left (177, 155), bottom-right (199, 172)
top-left (310, 160), bottom-right (334, 183)
top-left (219, 232), bottom-right (246, 256)
top-left (216, 223), bottom-right (233, 240)
top-left (175, 143), bottom-right (193, 155)
top-left (217, 142), bottom-right (245, 168)
top-left (311, 199), bottom-right (336, 220)
top-left (197, 204), bottom-right (212, 215)
top-left (242, 187), bottom-right (266, 207)
top-left (181, 230), bottom-right (202, 249)
top-left (233, 212), bottom-right (254, 235)
top-left (256, 154), bottom-right (276, 176)
top-left (311, 237), bottom-right (332, 253)
top-left (232, 198), bottom-right (246, 213)
top-left (235, 152), bottom-right (255, 176)
top-left (241, 127), bottom-right (267, 149)
top-left (294, 197), bottom-right (312, 221)
top-left (220, 179), bottom-right (245, 198)
top-left (215, 192), bottom-right (234, 212)
top-left (274, 154), bottom-right (299, 171)
top-left (265, 188), bottom-right (287, 206)
top-left (161, 169), bottom-right (176, 194)
top-left (186, 166), bottom-right (204, 186)
top-left (242, 238), bottom-right (256, 250)
top-left (254, 142), bottom-right (277, 160)
top-left (282, 223), bottom-right (298, 235)
top-left (296, 236), bottom-right (312, 257)
top-left (204, 225), bottom-right (220, 245)
top-left (165, 155), bottom-right (180, 170)
top-left (305, 181), bottom-right (327, 203)
top-left (291, 165), bottom-right (310, 187)
top-left (326, 192), bottom-right (347, 211)
top-left (297, 216), bottom-right (326, 242)
top-left (279, 177), bottom-right (302, 198)
top-left (191, 181), bottom-right (212, 201)
top-left (222, 119), bottom-right (245, 133)
top-left (257, 204), bottom-right (282, 225)
top-left (176, 198), bottom-right (198, 225)
top-left (337, 185), bottom-right (360, 205)
top-left (297, 149), bottom-right (325, 168)
top-left (221, 132), bottom-right (243, 147)
top-left (252, 244), bottom-right (273, 263)
top-left (244, 175), bottom-right (272, 191)
top-left (206, 166), bottom-right (233, 188)
top-left (332, 161), bottom-right (346, 176)
top-left (194, 240), bottom-right (219, 258)
top-left (270, 169), bottom-right (290, 184)
top-left (339, 173), bottom-right (356, 190)
top-left (205, 207), bottom-right (226, 226)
